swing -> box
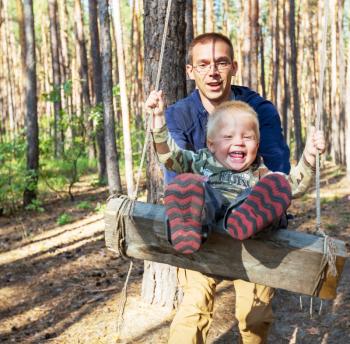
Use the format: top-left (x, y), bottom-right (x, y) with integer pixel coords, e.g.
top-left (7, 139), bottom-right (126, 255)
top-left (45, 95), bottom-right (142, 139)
top-left (104, 0), bottom-right (348, 300)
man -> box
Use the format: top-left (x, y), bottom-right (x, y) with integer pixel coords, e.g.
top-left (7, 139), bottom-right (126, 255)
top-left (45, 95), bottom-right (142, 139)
top-left (164, 33), bottom-right (290, 344)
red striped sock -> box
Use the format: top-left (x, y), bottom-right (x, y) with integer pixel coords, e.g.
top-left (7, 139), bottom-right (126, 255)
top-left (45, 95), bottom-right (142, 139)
top-left (226, 173), bottom-right (292, 240)
top-left (164, 173), bottom-right (206, 254)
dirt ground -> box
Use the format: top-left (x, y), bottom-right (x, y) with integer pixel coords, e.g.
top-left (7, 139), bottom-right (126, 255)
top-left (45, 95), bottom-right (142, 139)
top-left (1, 163), bottom-right (349, 344)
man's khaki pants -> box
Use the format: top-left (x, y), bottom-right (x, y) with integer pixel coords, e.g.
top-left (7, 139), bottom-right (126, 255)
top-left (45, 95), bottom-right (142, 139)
top-left (168, 269), bottom-right (274, 344)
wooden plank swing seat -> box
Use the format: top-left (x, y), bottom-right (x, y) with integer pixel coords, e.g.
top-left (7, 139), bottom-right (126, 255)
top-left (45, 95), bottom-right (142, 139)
top-left (104, 196), bottom-right (348, 300)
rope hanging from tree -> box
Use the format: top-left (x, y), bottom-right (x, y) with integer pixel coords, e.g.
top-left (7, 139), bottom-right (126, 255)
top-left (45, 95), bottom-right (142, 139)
top-left (112, 0), bottom-right (173, 338)
top-left (313, 0), bottom-right (337, 281)
top-left (302, 0), bottom-right (337, 318)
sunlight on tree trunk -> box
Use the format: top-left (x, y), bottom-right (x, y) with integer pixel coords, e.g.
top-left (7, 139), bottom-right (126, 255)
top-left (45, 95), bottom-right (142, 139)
top-left (111, 0), bottom-right (135, 197)
top-left (98, 0), bottom-right (122, 195)
top-left (23, 0), bottom-right (39, 207)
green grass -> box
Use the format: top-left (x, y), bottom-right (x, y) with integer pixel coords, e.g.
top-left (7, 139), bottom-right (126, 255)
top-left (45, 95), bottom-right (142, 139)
top-left (57, 213), bottom-right (73, 226)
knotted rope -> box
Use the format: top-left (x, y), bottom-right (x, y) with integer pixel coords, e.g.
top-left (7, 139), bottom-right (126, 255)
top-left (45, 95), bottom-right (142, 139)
top-left (313, 0), bottom-right (337, 283)
top-left (300, 0), bottom-right (337, 317)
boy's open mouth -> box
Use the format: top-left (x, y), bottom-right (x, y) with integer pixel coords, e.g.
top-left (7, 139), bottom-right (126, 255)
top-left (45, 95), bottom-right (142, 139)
top-left (229, 151), bottom-right (246, 159)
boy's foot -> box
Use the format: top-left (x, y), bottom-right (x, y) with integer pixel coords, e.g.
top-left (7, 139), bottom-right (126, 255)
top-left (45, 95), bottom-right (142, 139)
top-left (226, 173), bottom-right (292, 240)
top-left (164, 173), bottom-right (206, 254)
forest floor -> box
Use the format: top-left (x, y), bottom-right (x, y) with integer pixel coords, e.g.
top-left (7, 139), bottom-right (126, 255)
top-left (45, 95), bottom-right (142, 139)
top-left (0, 162), bottom-right (350, 344)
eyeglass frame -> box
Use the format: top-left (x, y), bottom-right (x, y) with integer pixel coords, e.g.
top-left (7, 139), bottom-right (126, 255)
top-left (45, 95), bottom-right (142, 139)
top-left (190, 60), bottom-right (233, 74)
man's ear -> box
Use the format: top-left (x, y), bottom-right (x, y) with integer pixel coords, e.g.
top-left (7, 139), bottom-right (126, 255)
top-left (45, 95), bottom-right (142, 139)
top-left (231, 61), bottom-right (238, 77)
top-left (186, 64), bottom-right (195, 80)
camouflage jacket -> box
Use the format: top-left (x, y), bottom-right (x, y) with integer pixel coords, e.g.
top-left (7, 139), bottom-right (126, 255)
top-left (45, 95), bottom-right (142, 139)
top-left (152, 125), bottom-right (315, 201)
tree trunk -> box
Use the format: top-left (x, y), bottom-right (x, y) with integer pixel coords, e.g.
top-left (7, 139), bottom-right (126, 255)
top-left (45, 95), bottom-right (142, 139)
top-left (88, 0), bottom-right (106, 183)
top-left (98, 0), bottom-right (122, 195)
top-left (289, 0), bottom-right (303, 160)
top-left (241, 0), bottom-right (259, 90)
top-left (272, 0), bottom-right (280, 104)
top-left (58, 0), bottom-right (72, 126)
top-left (282, 0), bottom-right (290, 145)
top-left (16, 0), bottom-right (26, 120)
top-left (330, 0), bottom-right (340, 163)
top-left (111, 0), bottom-right (134, 197)
top-left (202, 0), bottom-right (206, 33)
top-left (48, 0), bottom-right (64, 157)
top-left (23, 0), bottom-right (39, 207)
top-left (142, 0), bottom-right (187, 309)
top-left (2, 0), bottom-right (17, 140)
top-left (242, 0), bottom-right (250, 86)
top-left (250, 0), bottom-right (259, 91)
top-left (345, 19), bottom-right (350, 175)
top-left (337, 0), bottom-right (345, 165)
top-left (185, 0), bottom-right (195, 95)
top-left (74, 0), bottom-right (95, 160)
top-left (259, 25), bottom-right (266, 98)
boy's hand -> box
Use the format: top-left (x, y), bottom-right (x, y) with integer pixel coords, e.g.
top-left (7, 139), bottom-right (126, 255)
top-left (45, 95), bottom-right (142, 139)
top-left (303, 126), bottom-right (326, 167)
top-left (145, 90), bottom-right (165, 117)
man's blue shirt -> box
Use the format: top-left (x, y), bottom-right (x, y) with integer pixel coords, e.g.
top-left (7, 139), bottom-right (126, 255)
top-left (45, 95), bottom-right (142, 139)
top-left (164, 85), bottom-right (290, 183)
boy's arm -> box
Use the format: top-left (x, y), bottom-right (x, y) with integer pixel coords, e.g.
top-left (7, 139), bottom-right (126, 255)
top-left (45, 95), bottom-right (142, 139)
top-left (145, 90), bottom-right (197, 174)
top-left (288, 127), bottom-right (325, 198)
top-left (288, 155), bottom-right (315, 198)
top-left (152, 125), bottom-right (195, 173)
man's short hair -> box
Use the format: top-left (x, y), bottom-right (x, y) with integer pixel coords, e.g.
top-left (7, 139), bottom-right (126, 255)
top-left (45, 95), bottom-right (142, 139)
top-left (187, 32), bottom-right (234, 64)
top-left (207, 101), bottom-right (260, 142)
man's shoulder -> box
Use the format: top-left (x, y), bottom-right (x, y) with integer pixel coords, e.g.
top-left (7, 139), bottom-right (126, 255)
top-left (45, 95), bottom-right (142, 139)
top-left (234, 85), bottom-right (266, 105)
top-left (165, 91), bottom-right (204, 129)
top-left (166, 91), bottom-right (200, 113)
top-left (233, 85), bottom-right (277, 117)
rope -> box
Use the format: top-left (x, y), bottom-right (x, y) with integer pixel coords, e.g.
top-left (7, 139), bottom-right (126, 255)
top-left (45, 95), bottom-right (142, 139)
top-left (133, 0), bottom-right (173, 201)
top-left (304, 0), bottom-right (337, 317)
top-left (313, 0), bottom-right (337, 281)
top-left (114, 0), bottom-right (173, 338)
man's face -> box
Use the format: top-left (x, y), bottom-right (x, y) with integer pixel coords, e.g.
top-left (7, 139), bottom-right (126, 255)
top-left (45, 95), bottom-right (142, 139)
top-left (207, 112), bottom-right (259, 172)
top-left (186, 39), bottom-right (238, 108)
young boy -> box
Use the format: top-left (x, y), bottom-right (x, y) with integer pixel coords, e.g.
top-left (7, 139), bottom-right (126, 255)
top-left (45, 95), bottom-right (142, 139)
top-left (146, 91), bottom-right (325, 254)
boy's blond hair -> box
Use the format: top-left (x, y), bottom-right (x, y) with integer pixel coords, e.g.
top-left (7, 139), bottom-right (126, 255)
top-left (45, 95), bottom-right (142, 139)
top-left (207, 100), bottom-right (260, 141)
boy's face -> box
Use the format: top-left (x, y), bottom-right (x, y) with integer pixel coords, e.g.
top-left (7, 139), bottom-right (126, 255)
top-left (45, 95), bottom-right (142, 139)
top-left (186, 39), bottom-right (237, 109)
top-left (207, 113), bottom-right (259, 172)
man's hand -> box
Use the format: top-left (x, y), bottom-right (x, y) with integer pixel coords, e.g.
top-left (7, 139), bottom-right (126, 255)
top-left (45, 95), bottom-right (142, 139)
top-left (303, 126), bottom-right (326, 167)
top-left (145, 90), bottom-right (165, 117)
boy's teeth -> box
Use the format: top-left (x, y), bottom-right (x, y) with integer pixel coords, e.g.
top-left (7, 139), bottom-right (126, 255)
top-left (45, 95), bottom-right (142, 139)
top-left (230, 152), bottom-right (244, 158)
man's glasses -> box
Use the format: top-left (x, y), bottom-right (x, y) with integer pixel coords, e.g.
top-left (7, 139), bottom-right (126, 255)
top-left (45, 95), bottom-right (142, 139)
top-left (192, 61), bottom-right (231, 74)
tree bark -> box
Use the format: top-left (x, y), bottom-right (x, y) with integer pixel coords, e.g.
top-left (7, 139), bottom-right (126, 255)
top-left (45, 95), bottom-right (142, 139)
top-left (88, 0), bottom-right (106, 183)
top-left (23, 0), bottom-right (39, 207)
top-left (98, 0), bottom-right (122, 195)
top-left (111, 0), bottom-right (134, 197)
top-left (142, 0), bottom-right (187, 309)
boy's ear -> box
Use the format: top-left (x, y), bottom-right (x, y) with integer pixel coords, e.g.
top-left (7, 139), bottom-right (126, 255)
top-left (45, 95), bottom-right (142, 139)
top-left (207, 139), bottom-right (215, 153)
